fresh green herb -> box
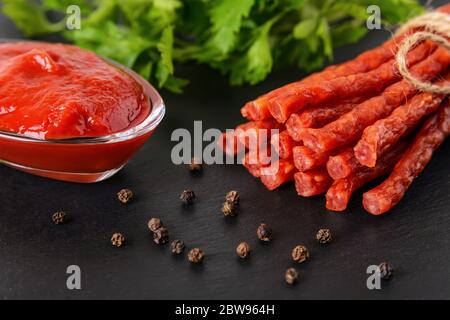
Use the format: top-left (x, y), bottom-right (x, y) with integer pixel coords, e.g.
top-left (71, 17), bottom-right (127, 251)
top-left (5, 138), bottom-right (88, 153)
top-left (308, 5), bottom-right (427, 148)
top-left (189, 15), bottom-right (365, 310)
top-left (1, 0), bottom-right (424, 92)
top-left (236, 242), bottom-right (251, 259)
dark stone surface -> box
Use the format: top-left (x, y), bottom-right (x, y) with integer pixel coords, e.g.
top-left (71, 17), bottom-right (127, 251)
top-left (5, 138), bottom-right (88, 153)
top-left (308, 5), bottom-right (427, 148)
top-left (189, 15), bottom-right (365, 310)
top-left (0, 2), bottom-right (449, 299)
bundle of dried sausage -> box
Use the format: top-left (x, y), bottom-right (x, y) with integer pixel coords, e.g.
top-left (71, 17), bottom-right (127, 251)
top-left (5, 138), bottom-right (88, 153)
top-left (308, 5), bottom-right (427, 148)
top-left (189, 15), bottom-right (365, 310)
top-left (220, 4), bottom-right (450, 215)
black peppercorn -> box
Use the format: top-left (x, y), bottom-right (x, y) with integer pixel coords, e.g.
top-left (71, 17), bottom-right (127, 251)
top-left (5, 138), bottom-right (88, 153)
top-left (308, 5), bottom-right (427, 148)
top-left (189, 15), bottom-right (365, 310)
top-left (257, 223), bottom-right (273, 242)
top-left (171, 240), bottom-right (185, 255)
top-left (285, 268), bottom-right (298, 285)
top-left (188, 248), bottom-right (204, 264)
top-left (148, 218), bottom-right (162, 233)
top-left (180, 189), bottom-right (196, 205)
top-left (189, 157), bottom-right (202, 172)
top-left (52, 211), bottom-right (67, 225)
top-left (111, 233), bottom-right (125, 247)
top-left (378, 262), bottom-right (393, 280)
top-left (225, 190), bottom-right (240, 205)
top-left (316, 228), bottom-right (332, 244)
top-left (117, 188), bottom-right (133, 204)
top-left (221, 201), bottom-right (238, 216)
top-left (236, 242), bottom-right (251, 259)
top-left (291, 245), bottom-right (309, 263)
top-left (153, 227), bottom-right (169, 244)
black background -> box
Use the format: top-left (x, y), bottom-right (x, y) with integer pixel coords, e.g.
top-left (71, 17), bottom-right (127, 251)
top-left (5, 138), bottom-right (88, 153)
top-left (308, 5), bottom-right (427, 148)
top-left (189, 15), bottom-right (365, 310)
top-left (0, 1), bottom-right (449, 300)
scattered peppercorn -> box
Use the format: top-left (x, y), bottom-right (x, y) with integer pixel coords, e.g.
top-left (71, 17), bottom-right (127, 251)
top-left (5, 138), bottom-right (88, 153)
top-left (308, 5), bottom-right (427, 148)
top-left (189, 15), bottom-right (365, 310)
top-left (117, 188), bottom-right (133, 204)
top-left (378, 262), bottom-right (393, 280)
top-left (189, 157), bottom-right (203, 172)
top-left (236, 242), bottom-right (251, 259)
top-left (153, 227), bottom-right (169, 245)
top-left (221, 201), bottom-right (238, 216)
top-left (180, 189), bottom-right (196, 205)
top-left (316, 228), bottom-right (332, 244)
top-left (171, 240), bottom-right (185, 255)
top-left (285, 268), bottom-right (298, 285)
top-left (257, 223), bottom-right (273, 242)
top-left (225, 190), bottom-right (240, 205)
top-left (52, 211), bottom-right (67, 225)
top-left (291, 245), bottom-right (309, 263)
top-left (188, 248), bottom-right (204, 264)
top-left (148, 218), bottom-right (163, 233)
top-left (111, 233), bottom-right (125, 247)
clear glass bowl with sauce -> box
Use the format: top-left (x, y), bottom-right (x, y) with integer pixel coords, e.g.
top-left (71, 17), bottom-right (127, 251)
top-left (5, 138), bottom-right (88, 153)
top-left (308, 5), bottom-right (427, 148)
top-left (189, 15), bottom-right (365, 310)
top-left (0, 45), bottom-right (165, 183)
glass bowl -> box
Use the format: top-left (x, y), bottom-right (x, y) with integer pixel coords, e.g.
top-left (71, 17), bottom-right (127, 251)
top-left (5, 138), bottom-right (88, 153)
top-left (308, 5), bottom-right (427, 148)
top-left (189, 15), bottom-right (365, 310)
top-left (0, 43), bottom-right (165, 183)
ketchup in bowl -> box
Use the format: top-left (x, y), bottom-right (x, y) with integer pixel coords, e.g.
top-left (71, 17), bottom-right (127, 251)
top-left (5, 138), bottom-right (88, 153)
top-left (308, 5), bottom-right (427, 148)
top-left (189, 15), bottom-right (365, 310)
top-left (0, 42), bottom-right (165, 183)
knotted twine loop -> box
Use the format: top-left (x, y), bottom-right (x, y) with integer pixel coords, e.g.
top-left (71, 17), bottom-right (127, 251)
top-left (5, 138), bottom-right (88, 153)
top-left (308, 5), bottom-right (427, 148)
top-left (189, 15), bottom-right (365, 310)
top-left (395, 11), bottom-right (450, 95)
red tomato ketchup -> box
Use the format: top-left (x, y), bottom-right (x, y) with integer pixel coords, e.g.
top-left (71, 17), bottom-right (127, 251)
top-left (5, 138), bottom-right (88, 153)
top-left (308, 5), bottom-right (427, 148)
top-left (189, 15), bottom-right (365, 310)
top-left (0, 42), bottom-right (165, 183)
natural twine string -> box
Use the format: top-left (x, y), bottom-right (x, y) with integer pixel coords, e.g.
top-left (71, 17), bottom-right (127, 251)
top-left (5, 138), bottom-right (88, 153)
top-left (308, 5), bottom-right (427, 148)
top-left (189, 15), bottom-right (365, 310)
top-left (395, 11), bottom-right (450, 94)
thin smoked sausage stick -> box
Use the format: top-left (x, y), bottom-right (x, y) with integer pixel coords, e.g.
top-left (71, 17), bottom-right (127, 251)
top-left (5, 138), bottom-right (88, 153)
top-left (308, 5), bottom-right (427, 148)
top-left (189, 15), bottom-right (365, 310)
top-left (219, 120), bottom-right (283, 157)
top-left (292, 145), bottom-right (347, 172)
top-left (297, 47), bottom-right (450, 153)
top-left (241, 99), bottom-right (274, 121)
top-left (240, 35), bottom-right (402, 121)
top-left (242, 71), bottom-right (365, 121)
top-left (354, 75), bottom-right (450, 167)
top-left (242, 147), bottom-right (272, 178)
top-left (363, 101), bottom-right (450, 215)
top-left (240, 2), bottom-right (450, 121)
top-left (326, 142), bottom-right (407, 211)
top-left (219, 122), bottom-right (278, 158)
top-left (293, 146), bottom-right (330, 172)
top-left (286, 102), bottom-right (358, 140)
top-left (235, 119), bottom-right (284, 148)
top-left (294, 168), bottom-right (333, 197)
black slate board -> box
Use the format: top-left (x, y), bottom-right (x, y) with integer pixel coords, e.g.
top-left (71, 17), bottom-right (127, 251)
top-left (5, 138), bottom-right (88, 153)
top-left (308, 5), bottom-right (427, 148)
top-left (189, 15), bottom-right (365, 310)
top-left (0, 2), bottom-right (449, 300)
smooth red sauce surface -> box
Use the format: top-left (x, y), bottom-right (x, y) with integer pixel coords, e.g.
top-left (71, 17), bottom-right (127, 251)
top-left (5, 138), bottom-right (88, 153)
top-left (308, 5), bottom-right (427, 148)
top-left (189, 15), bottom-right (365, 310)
top-left (0, 42), bottom-right (150, 140)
